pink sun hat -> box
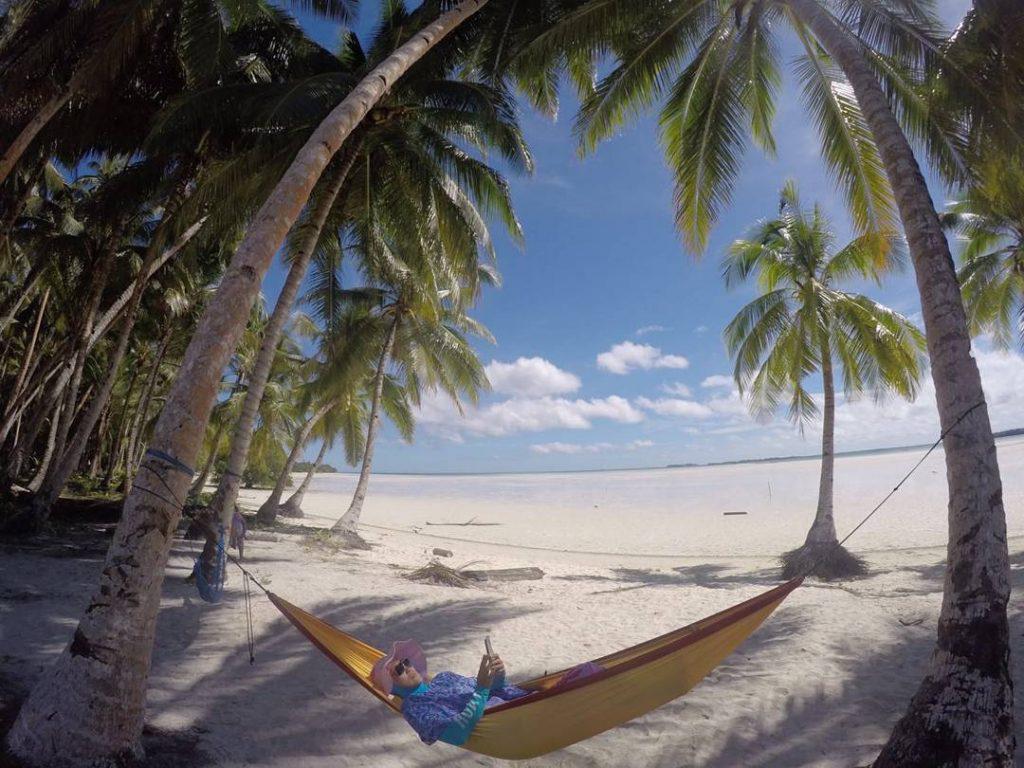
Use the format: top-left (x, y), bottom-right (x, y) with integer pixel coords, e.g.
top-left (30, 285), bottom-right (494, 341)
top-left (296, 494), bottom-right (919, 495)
top-left (371, 639), bottom-right (428, 694)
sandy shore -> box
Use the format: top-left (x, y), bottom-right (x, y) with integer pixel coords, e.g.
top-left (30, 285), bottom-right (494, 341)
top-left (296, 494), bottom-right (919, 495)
top-left (2, 440), bottom-right (1023, 766)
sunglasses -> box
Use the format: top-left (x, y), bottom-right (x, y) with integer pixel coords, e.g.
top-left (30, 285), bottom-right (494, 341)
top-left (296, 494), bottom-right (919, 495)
top-left (392, 658), bottom-right (412, 676)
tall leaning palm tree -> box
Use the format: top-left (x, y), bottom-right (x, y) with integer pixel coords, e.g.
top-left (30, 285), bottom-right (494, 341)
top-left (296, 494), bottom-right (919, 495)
top-left (185, 5), bottom-right (530, 528)
top-left (724, 182), bottom-right (925, 578)
top-left (531, 1), bottom-right (1013, 761)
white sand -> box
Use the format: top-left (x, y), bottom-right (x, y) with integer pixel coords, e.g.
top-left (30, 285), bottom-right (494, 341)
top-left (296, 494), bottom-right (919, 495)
top-left (3, 438), bottom-right (1024, 766)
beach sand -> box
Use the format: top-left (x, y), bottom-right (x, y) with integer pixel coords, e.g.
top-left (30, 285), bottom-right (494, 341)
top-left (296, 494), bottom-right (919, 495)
top-left (2, 438), bottom-right (1023, 766)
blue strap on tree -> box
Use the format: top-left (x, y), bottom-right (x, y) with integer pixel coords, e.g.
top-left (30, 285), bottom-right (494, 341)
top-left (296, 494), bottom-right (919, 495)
top-left (194, 525), bottom-right (227, 603)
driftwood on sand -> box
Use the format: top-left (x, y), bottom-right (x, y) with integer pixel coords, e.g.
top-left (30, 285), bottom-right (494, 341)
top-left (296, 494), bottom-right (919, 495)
top-left (460, 567), bottom-right (544, 582)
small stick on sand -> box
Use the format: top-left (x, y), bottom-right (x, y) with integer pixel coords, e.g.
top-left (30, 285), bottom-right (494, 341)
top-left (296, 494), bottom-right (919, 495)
top-left (424, 517), bottom-right (501, 527)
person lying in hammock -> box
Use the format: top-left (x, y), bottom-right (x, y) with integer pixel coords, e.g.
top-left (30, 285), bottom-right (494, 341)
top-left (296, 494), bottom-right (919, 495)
top-left (371, 640), bottom-right (603, 747)
top-left (371, 640), bottom-right (530, 746)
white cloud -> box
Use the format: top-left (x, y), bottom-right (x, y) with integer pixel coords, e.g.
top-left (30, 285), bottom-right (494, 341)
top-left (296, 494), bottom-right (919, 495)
top-left (694, 325), bottom-right (709, 334)
top-left (706, 390), bottom-right (750, 417)
top-left (636, 396), bottom-right (713, 419)
top-left (530, 439), bottom-right (655, 455)
top-left (416, 392), bottom-right (644, 440)
top-left (635, 325), bottom-right (667, 337)
top-left (485, 357), bottom-right (580, 398)
top-left (701, 374), bottom-right (735, 389)
top-left (828, 347), bottom-right (1024, 444)
top-left (661, 382), bottom-right (692, 397)
top-left (596, 341), bottom-right (690, 375)
top-left (530, 441), bottom-right (613, 455)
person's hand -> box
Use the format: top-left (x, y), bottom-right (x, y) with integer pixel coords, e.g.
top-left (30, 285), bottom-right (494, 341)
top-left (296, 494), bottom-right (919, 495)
top-left (476, 655), bottom-right (495, 688)
top-left (490, 655), bottom-right (506, 680)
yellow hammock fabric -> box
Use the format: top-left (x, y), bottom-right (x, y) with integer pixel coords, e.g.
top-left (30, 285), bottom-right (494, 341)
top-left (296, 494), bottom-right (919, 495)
top-left (269, 577), bottom-right (801, 760)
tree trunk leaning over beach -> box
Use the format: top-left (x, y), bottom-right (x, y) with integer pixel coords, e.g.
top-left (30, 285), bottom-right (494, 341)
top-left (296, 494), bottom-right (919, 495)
top-left (4, 4), bottom-right (490, 763)
top-left (332, 313), bottom-right (399, 544)
top-left (256, 399), bottom-right (334, 525)
top-left (209, 149), bottom-right (358, 529)
top-left (280, 439), bottom-right (328, 517)
top-left (785, 0), bottom-right (1014, 762)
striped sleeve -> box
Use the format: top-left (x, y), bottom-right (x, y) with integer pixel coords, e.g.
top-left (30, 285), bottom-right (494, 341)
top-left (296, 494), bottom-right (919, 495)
top-left (438, 685), bottom-right (490, 746)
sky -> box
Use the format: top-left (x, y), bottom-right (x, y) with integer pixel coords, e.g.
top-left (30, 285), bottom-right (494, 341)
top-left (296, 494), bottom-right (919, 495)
top-left (266, 0), bottom-right (1024, 474)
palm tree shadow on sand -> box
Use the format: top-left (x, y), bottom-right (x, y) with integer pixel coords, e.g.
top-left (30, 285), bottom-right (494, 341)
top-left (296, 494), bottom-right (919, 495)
top-left (646, 552), bottom-right (1024, 767)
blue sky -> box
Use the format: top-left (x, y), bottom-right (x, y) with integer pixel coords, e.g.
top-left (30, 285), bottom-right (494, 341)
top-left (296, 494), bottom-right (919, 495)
top-left (265, 0), bottom-right (1024, 474)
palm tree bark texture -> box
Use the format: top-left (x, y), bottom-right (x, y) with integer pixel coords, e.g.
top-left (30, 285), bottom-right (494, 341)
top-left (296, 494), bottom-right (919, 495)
top-left (786, 0), bottom-right (1013, 763)
top-left (4, 3), bottom-right (489, 764)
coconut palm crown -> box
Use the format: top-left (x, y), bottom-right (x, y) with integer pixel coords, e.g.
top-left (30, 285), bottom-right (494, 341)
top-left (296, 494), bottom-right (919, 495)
top-left (947, 162), bottom-right (1024, 351)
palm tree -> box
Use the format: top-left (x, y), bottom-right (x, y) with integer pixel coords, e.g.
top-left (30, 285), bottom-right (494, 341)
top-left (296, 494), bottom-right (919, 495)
top-left (4, 1), bottom-right (521, 755)
top-left (330, 284), bottom-right (493, 544)
top-left (0, 0), bottom-right (359, 185)
top-left (934, 1), bottom-right (1024, 354)
top-left (279, 391), bottom-right (368, 517)
top-left (946, 163), bottom-right (1024, 351)
top-left (278, 440), bottom-right (329, 517)
top-left (530, 2), bottom-right (1013, 760)
top-left (724, 182), bottom-right (925, 578)
top-left (185, 6), bottom-right (530, 529)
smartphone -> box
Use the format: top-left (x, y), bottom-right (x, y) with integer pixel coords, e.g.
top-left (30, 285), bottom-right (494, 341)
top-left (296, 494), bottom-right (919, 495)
top-left (484, 636), bottom-right (494, 657)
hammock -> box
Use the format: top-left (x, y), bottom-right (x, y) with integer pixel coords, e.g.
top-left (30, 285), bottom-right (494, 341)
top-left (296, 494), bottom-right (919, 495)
top-left (268, 577), bottom-right (801, 759)
top-left (193, 526), bottom-right (226, 603)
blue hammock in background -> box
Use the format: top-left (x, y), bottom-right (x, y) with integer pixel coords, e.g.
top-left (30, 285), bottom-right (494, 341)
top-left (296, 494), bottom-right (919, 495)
top-left (193, 525), bottom-right (226, 603)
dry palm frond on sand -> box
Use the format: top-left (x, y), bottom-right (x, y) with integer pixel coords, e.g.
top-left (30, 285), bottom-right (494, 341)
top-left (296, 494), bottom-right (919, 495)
top-left (405, 559), bottom-right (485, 588)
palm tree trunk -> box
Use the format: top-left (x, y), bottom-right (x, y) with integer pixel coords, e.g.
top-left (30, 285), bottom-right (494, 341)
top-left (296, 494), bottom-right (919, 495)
top-left (256, 400), bottom-right (334, 525)
top-left (122, 332), bottom-right (172, 495)
top-left (2, 376), bottom-right (61, 489)
top-left (88, 406), bottom-right (110, 480)
top-left (101, 361), bottom-right (140, 491)
top-left (0, 258), bottom-right (45, 336)
top-left (786, 0), bottom-right (1013, 762)
top-left (805, 341), bottom-right (836, 546)
top-left (0, 89), bottom-right (72, 187)
top-left (3, 6), bottom-right (486, 762)
top-left (189, 373), bottom-right (244, 499)
top-left (48, 246), bottom-right (117, 475)
top-left (189, 421), bottom-right (226, 499)
top-left (30, 218), bottom-right (202, 524)
top-left (210, 148), bottom-right (359, 528)
top-left (26, 402), bottom-right (62, 494)
top-left (8, 288), bottom-right (49, 413)
top-left (333, 313), bottom-right (400, 537)
top-left (280, 440), bottom-right (328, 517)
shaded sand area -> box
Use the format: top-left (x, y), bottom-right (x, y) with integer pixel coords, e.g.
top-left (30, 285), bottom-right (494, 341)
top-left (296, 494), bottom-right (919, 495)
top-left (3, 438), bottom-right (1024, 766)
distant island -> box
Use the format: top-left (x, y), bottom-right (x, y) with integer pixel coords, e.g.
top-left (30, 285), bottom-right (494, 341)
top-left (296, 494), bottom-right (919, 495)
top-left (667, 427), bottom-right (1024, 469)
top-left (294, 461), bottom-right (338, 473)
